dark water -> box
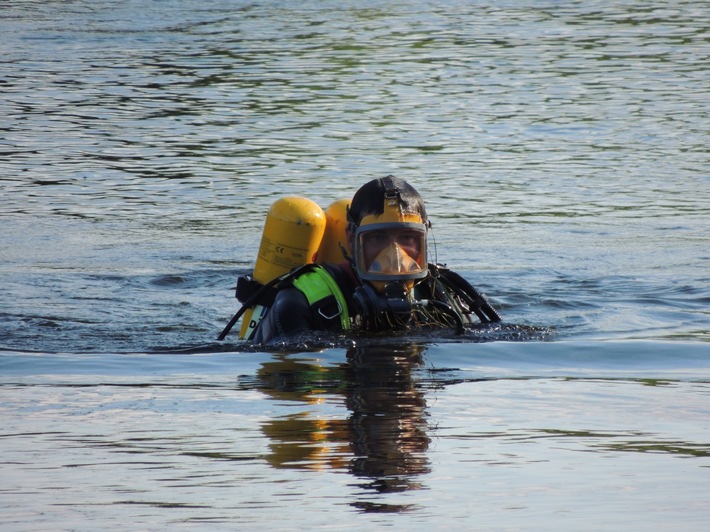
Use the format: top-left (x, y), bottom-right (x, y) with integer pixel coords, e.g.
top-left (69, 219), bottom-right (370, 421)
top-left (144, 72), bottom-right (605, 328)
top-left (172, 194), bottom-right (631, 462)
top-left (1, 1), bottom-right (709, 529)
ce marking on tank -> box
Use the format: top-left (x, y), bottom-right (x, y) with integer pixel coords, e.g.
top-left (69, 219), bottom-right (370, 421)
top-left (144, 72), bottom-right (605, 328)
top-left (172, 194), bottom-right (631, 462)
top-left (275, 246), bottom-right (285, 254)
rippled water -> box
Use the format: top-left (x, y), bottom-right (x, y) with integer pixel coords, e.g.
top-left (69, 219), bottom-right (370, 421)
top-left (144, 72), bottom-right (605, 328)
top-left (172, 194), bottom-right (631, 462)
top-left (1, 1), bottom-right (709, 530)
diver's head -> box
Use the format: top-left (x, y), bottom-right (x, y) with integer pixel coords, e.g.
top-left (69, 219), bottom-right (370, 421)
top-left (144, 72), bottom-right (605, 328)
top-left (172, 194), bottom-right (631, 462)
top-left (347, 176), bottom-right (429, 293)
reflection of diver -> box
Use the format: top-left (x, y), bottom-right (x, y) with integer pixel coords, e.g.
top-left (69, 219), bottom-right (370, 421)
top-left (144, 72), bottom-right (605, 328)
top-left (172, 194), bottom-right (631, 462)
top-left (257, 344), bottom-right (430, 507)
top-left (346, 344), bottom-right (430, 496)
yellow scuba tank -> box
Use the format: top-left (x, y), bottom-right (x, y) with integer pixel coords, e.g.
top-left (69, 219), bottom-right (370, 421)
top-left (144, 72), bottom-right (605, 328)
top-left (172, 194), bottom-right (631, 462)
top-left (316, 198), bottom-right (350, 265)
top-left (240, 196), bottom-right (327, 339)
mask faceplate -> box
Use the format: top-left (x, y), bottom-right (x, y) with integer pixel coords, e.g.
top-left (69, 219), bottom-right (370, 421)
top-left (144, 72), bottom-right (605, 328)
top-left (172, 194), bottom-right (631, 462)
top-left (353, 221), bottom-right (428, 293)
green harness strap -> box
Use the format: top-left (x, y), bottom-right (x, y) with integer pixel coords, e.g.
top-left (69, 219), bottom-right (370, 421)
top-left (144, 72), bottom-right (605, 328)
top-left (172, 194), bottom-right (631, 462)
top-left (292, 266), bottom-right (350, 330)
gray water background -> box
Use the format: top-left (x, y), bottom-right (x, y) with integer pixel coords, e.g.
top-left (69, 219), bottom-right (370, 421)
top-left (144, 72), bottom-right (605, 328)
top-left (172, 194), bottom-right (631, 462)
top-left (1, 1), bottom-right (709, 530)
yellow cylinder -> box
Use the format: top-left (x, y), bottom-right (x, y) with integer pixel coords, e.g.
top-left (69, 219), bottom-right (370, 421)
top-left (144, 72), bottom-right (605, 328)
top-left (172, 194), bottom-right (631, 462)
top-left (240, 196), bottom-right (326, 339)
top-left (316, 198), bottom-right (350, 265)
top-left (253, 196), bottom-right (327, 284)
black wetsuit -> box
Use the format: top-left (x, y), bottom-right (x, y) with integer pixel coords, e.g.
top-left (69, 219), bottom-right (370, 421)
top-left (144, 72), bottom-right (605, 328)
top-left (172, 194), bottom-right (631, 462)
top-left (252, 263), bottom-right (359, 343)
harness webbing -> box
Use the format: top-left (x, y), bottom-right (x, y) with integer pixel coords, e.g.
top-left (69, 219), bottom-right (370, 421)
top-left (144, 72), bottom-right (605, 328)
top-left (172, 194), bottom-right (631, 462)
top-left (292, 266), bottom-right (350, 330)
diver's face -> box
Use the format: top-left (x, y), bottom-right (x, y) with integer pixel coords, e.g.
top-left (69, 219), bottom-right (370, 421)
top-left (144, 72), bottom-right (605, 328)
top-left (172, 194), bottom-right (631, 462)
top-left (362, 227), bottom-right (422, 270)
top-left (349, 213), bottom-right (429, 289)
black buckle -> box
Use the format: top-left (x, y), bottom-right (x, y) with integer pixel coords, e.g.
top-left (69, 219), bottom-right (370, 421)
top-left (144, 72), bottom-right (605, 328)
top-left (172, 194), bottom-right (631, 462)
top-left (315, 296), bottom-right (343, 321)
top-left (382, 175), bottom-right (398, 199)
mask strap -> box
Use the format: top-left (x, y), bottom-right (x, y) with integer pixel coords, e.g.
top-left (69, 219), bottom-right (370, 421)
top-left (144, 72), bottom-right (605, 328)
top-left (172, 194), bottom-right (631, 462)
top-left (382, 175), bottom-right (398, 200)
top-left (381, 175), bottom-right (402, 219)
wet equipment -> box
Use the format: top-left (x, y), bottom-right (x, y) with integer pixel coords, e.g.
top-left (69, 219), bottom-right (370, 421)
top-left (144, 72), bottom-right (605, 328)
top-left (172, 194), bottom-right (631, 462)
top-left (317, 198), bottom-right (350, 265)
top-left (238, 196), bottom-right (326, 339)
top-left (219, 196), bottom-right (351, 341)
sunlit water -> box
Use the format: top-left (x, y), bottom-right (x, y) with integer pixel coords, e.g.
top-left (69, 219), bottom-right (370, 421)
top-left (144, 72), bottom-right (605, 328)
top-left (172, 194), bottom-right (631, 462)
top-left (1, 1), bottom-right (709, 530)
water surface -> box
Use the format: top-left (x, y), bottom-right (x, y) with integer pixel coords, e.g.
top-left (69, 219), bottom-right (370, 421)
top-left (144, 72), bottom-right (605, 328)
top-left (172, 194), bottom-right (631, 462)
top-left (1, 1), bottom-right (709, 530)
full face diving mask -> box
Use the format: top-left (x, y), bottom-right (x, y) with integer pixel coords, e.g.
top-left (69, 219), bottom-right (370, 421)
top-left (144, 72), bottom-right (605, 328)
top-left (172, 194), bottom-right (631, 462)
top-left (352, 190), bottom-right (428, 293)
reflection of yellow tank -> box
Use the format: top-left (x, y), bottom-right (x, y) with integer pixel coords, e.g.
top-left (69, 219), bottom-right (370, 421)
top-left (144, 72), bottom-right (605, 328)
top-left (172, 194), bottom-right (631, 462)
top-left (240, 197), bottom-right (327, 339)
top-left (317, 198), bottom-right (350, 265)
top-left (262, 413), bottom-right (351, 471)
top-left (258, 356), bottom-right (351, 471)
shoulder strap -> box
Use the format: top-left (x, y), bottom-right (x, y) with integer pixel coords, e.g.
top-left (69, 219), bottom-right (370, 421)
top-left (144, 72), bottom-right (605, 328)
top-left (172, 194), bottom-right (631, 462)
top-left (292, 266), bottom-right (350, 330)
top-left (219, 263), bottom-right (319, 341)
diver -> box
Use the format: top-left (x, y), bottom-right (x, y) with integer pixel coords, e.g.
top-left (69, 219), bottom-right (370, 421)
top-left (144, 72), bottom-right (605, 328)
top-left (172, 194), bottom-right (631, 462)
top-left (219, 175), bottom-right (501, 344)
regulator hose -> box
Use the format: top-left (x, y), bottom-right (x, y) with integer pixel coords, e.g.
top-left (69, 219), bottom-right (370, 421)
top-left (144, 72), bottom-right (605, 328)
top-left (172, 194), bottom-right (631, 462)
top-left (435, 267), bottom-right (502, 323)
top-left (218, 265), bottom-right (311, 341)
